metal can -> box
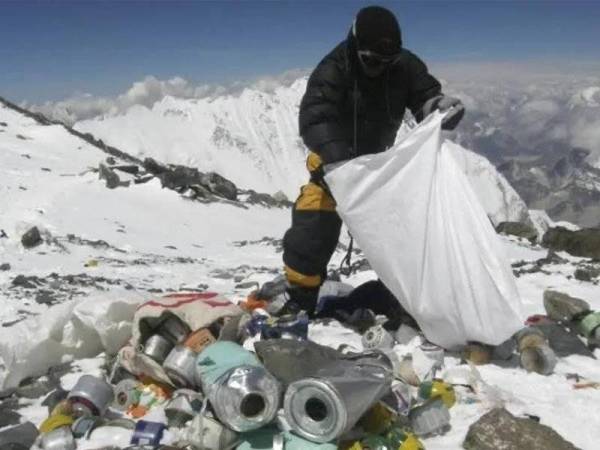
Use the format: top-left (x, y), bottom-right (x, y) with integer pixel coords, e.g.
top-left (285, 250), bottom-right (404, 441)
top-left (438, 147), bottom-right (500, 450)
top-left (38, 426), bottom-right (76, 450)
top-left (418, 341), bottom-right (445, 371)
top-left (519, 344), bottom-right (557, 375)
top-left (165, 389), bottom-right (204, 428)
top-left (130, 420), bottom-right (166, 446)
top-left (141, 334), bottom-right (174, 364)
top-left (184, 328), bottom-right (216, 353)
top-left (159, 315), bottom-right (191, 344)
top-left (163, 345), bottom-right (197, 388)
top-left (515, 327), bottom-right (547, 352)
top-left (67, 375), bottom-right (114, 416)
top-left (362, 325), bottom-right (395, 350)
top-left (113, 379), bottom-right (140, 411)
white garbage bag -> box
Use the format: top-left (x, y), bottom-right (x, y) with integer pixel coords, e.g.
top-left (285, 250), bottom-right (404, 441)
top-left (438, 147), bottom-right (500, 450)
top-left (324, 111), bottom-right (524, 348)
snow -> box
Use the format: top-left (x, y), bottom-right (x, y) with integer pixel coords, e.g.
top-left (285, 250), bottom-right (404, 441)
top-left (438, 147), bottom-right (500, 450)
top-left (76, 81), bottom-right (530, 225)
top-left (2, 100), bottom-right (600, 449)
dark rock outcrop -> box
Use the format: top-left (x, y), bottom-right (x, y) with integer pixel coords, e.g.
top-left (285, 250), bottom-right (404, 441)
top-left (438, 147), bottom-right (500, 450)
top-left (543, 227), bottom-right (600, 259)
top-left (496, 221), bottom-right (538, 242)
top-left (20, 227), bottom-right (42, 249)
top-left (463, 408), bottom-right (579, 450)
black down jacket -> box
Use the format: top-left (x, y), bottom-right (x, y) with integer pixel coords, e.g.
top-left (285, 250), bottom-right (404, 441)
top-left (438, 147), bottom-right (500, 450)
top-left (299, 31), bottom-right (442, 164)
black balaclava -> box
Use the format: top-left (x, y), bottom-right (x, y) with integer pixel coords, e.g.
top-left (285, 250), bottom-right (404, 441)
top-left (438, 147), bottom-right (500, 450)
top-left (353, 6), bottom-right (402, 77)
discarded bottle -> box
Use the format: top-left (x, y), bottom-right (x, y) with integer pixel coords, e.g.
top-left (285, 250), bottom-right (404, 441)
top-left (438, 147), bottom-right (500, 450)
top-left (180, 413), bottom-right (239, 450)
top-left (113, 379), bottom-right (141, 412)
top-left (417, 379), bottom-right (456, 409)
top-left (409, 398), bottom-right (451, 437)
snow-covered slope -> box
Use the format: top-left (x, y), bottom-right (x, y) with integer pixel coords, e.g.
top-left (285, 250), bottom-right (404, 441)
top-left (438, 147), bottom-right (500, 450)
top-left (76, 78), bottom-right (529, 224)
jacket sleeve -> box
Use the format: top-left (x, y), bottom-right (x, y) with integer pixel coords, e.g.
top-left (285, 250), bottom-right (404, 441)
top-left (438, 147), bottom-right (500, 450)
top-left (403, 50), bottom-right (442, 122)
top-left (299, 57), bottom-right (352, 165)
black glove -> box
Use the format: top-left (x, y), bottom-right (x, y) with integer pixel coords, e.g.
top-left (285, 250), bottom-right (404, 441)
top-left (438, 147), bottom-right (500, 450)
top-left (421, 94), bottom-right (465, 130)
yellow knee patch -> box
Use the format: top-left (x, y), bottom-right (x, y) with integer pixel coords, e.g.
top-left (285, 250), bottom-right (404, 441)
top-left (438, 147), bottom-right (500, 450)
top-left (284, 265), bottom-right (322, 288)
top-left (296, 182), bottom-right (336, 212)
top-left (306, 151), bottom-right (323, 172)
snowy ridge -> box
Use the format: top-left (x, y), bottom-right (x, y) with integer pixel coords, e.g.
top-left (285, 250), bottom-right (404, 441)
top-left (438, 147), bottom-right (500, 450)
top-left (76, 78), bottom-right (530, 224)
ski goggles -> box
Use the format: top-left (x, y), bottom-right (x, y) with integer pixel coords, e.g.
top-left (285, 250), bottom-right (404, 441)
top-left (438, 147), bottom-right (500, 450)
top-left (357, 49), bottom-right (402, 68)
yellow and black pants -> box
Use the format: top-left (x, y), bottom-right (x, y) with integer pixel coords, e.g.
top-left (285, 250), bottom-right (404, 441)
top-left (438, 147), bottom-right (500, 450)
top-left (282, 152), bottom-right (342, 291)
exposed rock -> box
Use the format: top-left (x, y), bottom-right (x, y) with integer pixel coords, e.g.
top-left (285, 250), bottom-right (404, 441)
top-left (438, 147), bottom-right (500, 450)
top-left (34, 289), bottom-right (58, 305)
top-left (11, 275), bottom-right (40, 289)
top-left (543, 290), bottom-right (591, 322)
top-left (0, 263), bottom-right (10, 271)
top-left (0, 407), bottom-right (20, 428)
top-left (99, 163), bottom-right (121, 189)
top-left (273, 190), bottom-right (290, 203)
top-left (201, 172), bottom-right (237, 201)
top-left (574, 267), bottom-right (600, 282)
top-left (242, 189), bottom-right (291, 208)
top-left (496, 221), bottom-right (538, 242)
top-left (20, 226), bottom-right (42, 248)
top-left (543, 227), bottom-right (600, 259)
top-left (112, 164), bottom-right (140, 175)
top-left (463, 408), bottom-right (579, 450)
top-left (536, 250), bottom-right (568, 266)
top-left (0, 421), bottom-right (39, 449)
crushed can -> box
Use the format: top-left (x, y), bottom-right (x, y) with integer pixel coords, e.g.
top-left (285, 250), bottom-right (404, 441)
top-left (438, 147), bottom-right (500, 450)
top-left (417, 379), bottom-right (456, 409)
top-left (409, 398), bottom-right (451, 437)
top-left (165, 389), bottom-right (204, 428)
top-left (130, 420), bottom-right (166, 446)
top-left (159, 314), bottom-right (191, 344)
top-left (182, 413), bottom-right (239, 450)
top-left (67, 375), bottom-right (114, 417)
top-left (184, 327), bottom-right (217, 353)
top-left (38, 426), bottom-right (76, 450)
top-left (519, 344), bottom-right (557, 375)
top-left (141, 334), bottom-right (174, 364)
top-left (163, 345), bottom-right (197, 388)
top-left (362, 325), bottom-right (395, 350)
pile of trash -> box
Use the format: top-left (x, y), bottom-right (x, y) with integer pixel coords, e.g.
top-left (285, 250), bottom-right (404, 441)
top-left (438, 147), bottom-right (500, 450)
top-left (4, 278), bottom-right (597, 450)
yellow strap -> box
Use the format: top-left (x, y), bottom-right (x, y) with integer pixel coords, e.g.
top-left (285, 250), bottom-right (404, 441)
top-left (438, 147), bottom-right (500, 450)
top-left (296, 182), bottom-right (336, 212)
top-left (284, 265), bottom-right (322, 288)
top-left (306, 151), bottom-right (323, 172)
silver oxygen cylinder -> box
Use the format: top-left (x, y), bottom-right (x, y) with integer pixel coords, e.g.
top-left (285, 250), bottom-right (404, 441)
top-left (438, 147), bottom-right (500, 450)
top-left (283, 357), bottom-right (392, 443)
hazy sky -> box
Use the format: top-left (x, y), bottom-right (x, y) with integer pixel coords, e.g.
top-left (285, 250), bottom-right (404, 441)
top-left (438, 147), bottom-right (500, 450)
top-left (2, 0), bottom-right (600, 102)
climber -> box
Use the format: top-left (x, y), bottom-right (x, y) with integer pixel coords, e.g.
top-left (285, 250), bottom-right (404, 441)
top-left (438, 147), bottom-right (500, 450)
top-left (281, 5), bottom-right (465, 315)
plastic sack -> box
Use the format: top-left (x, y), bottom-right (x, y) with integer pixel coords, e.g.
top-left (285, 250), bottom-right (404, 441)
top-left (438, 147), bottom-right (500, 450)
top-left (324, 111), bottom-right (524, 348)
